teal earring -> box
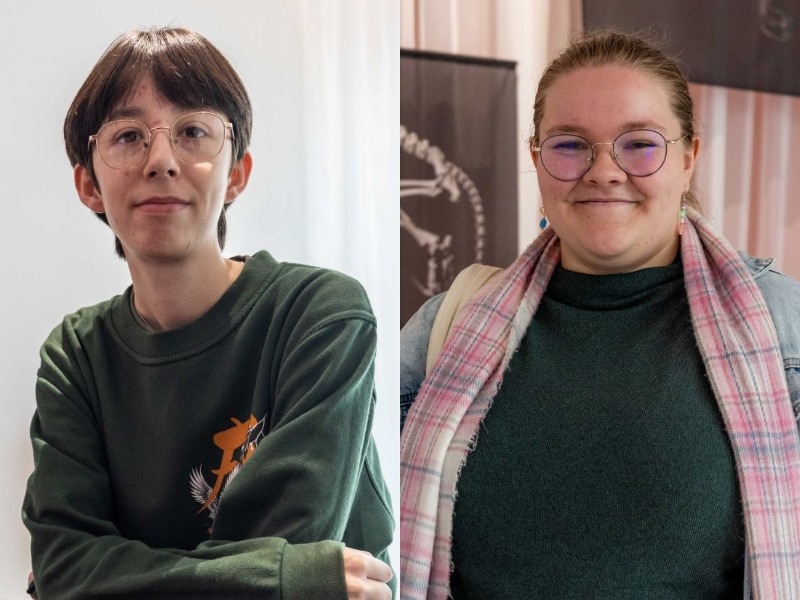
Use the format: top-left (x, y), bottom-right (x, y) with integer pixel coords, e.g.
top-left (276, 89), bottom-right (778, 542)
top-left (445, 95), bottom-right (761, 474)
top-left (539, 206), bottom-right (548, 230)
top-left (678, 193), bottom-right (687, 236)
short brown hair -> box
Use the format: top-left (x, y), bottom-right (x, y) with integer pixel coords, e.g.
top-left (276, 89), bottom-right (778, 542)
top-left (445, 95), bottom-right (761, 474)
top-left (64, 26), bottom-right (253, 257)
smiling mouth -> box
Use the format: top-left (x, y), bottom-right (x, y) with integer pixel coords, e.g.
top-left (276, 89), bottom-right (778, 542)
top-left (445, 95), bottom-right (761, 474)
top-left (574, 199), bottom-right (636, 205)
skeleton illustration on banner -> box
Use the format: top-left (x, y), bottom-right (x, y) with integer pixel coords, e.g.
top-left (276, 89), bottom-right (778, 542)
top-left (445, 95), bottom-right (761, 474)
top-left (400, 125), bottom-right (486, 299)
top-left (400, 51), bottom-right (518, 326)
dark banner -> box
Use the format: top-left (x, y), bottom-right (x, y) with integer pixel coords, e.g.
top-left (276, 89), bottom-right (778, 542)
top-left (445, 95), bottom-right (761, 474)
top-left (583, 0), bottom-right (800, 96)
top-left (400, 50), bottom-right (518, 327)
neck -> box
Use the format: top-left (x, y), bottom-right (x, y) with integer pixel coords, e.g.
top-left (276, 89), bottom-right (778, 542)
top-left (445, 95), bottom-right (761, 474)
top-left (128, 250), bottom-right (244, 332)
top-left (560, 237), bottom-right (680, 275)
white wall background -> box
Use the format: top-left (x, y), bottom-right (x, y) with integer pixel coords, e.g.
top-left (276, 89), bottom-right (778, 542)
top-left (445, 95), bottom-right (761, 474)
top-left (0, 1), bottom-right (399, 598)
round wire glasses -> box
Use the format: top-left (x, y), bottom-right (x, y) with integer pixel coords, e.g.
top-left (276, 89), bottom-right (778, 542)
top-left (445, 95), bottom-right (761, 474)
top-left (88, 111), bottom-right (234, 170)
top-left (532, 129), bottom-right (688, 181)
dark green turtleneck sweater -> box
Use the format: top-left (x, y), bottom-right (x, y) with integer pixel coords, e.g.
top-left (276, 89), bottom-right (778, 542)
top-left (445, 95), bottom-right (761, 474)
top-left (450, 261), bottom-right (745, 599)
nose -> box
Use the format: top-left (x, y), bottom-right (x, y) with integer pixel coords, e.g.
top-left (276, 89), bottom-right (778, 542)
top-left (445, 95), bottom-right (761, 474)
top-left (142, 126), bottom-right (180, 177)
top-left (582, 141), bottom-right (626, 184)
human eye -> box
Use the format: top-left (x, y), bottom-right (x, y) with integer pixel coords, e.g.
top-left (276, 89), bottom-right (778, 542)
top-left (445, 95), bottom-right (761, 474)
top-left (623, 139), bottom-right (657, 150)
top-left (618, 131), bottom-right (663, 152)
top-left (105, 123), bottom-right (146, 146)
top-left (175, 115), bottom-right (217, 141)
top-left (547, 136), bottom-right (589, 154)
top-left (177, 123), bottom-right (209, 140)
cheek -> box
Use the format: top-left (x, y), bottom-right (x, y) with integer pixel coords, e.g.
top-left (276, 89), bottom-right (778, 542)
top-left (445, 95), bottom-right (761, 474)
top-left (198, 163), bottom-right (228, 187)
top-left (646, 173), bottom-right (684, 209)
top-left (537, 174), bottom-right (571, 209)
top-left (210, 172), bottom-right (233, 201)
top-left (536, 169), bottom-right (553, 199)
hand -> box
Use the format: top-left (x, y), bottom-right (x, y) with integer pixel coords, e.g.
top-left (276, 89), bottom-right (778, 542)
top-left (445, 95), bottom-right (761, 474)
top-left (342, 547), bottom-right (392, 600)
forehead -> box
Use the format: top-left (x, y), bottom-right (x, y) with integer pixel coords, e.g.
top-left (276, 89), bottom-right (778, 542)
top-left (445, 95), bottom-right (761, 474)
top-left (541, 64), bottom-right (677, 137)
top-left (107, 76), bottom-right (196, 122)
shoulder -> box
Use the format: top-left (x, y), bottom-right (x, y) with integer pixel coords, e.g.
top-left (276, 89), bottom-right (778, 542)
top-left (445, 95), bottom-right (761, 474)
top-left (400, 293), bottom-right (445, 396)
top-left (740, 252), bottom-right (800, 360)
top-left (248, 251), bottom-right (376, 328)
top-left (401, 294), bottom-right (444, 347)
top-left (42, 295), bottom-right (121, 354)
top-left (38, 294), bottom-right (123, 390)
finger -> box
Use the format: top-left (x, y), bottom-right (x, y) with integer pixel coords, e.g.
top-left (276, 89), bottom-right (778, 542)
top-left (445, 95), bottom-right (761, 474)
top-left (346, 577), bottom-right (391, 600)
top-left (363, 556), bottom-right (392, 583)
top-left (343, 547), bottom-right (392, 583)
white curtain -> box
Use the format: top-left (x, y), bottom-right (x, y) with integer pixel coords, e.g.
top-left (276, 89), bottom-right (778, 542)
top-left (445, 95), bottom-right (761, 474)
top-left (402, 0), bottom-right (800, 279)
top-left (0, 1), bottom-right (398, 596)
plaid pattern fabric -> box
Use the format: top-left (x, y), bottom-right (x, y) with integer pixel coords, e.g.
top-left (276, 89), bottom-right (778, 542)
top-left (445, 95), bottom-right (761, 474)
top-left (399, 212), bottom-right (800, 600)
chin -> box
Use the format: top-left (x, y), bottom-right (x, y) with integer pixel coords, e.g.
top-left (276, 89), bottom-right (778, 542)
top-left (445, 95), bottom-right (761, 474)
top-left (127, 241), bottom-right (192, 263)
top-left (578, 232), bottom-right (635, 258)
top-left (564, 239), bottom-right (640, 273)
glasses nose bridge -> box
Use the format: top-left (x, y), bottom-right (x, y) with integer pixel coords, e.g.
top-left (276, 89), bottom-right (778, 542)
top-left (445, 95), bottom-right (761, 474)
top-left (141, 125), bottom-right (181, 166)
top-left (145, 125), bottom-right (177, 146)
top-left (586, 139), bottom-right (623, 173)
top-left (589, 140), bottom-right (617, 159)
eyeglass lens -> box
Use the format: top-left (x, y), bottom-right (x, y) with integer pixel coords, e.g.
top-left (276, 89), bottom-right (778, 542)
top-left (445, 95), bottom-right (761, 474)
top-left (539, 129), bottom-right (669, 181)
top-left (94, 112), bottom-right (227, 169)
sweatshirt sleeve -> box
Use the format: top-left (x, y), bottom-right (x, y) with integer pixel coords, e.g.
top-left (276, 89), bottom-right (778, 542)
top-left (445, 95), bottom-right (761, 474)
top-left (205, 273), bottom-right (394, 598)
top-left (22, 277), bottom-right (385, 599)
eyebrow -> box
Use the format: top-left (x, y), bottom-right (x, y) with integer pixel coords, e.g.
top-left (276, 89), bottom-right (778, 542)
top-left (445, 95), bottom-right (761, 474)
top-left (105, 107), bottom-right (147, 122)
top-left (105, 105), bottom-right (216, 124)
top-left (544, 121), bottom-right (667, 137)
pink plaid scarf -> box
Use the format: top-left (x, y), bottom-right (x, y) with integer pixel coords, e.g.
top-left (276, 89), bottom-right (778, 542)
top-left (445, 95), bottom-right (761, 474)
top-left (400, 212), bottom-right (800, 599)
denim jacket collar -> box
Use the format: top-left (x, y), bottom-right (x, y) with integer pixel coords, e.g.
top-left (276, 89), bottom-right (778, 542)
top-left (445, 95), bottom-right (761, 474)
top-left (739, 251), bottom-right (775, 279)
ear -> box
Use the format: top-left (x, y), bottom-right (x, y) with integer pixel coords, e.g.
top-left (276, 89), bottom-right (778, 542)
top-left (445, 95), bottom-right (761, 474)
top-left (529, 142), bottom-right (539, 168)
top-left (74, 165), bottom-right (105, 213)
top-left (683, 136), bottom-right (700, 186)
top-left (225, 151), bottom-right (253, 204)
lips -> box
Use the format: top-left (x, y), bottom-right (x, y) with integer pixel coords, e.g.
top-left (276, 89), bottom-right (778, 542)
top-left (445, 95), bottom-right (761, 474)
top-left (572, 198), bottom-right (639, 208)
top-left (135, 196), bottom-right (190, 214)
top-left (136, 196), bottom-right (189, 206)
top-left (573, 197), bottom-right (636, 204)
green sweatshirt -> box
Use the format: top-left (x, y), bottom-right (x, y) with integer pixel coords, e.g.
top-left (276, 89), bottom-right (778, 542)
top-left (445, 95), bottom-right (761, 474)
top-left (23, 251), bottom-right (394, 600)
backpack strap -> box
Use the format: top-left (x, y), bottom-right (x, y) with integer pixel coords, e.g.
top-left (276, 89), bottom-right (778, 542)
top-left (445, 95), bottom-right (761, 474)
top-left (425, 263), bottom-right (505, 376)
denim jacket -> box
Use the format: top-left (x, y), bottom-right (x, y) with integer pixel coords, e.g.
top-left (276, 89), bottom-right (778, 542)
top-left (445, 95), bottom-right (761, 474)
top-left (400, 253), bottom-right (800, 599)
